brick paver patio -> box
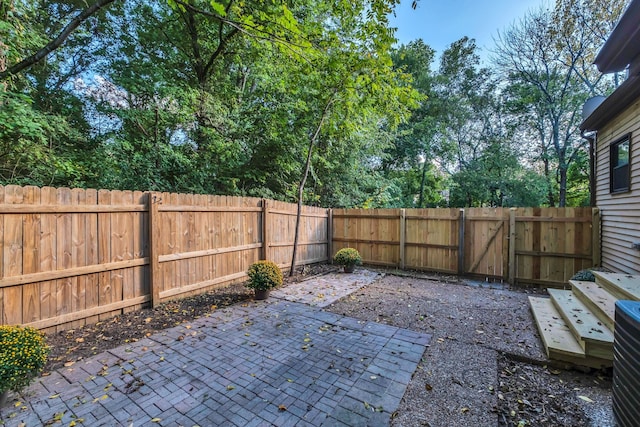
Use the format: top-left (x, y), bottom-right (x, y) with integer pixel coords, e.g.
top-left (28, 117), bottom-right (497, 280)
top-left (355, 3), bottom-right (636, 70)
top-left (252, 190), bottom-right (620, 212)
top-left (0, 271), bottom-right (431, 426)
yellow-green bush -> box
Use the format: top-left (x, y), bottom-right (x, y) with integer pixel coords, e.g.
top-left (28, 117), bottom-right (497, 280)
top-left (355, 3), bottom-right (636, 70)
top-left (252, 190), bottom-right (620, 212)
top-left (246, 260), bottom-right (283, 290)
top-left (333, 248), bottom-right (362, 266)
top-left (0, 325), bottom-right (49, 394)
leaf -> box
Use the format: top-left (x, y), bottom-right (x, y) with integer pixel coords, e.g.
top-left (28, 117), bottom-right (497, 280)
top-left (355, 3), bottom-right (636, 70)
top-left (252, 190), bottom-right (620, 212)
top-left (49, 394), bottom-right (60, 399)
top-left (151, 418), bottom-right (162, 423)
top-left (278, 404), bottom-right (287, 412)
top-left (64, 361), bottom-right (75, 367)
top-left (578, 395), bottom-right (593, 403)
top-left (226, 385), bottom-right (235, 390)
top-left (461, 407), bottom-right (469, 413)
top-left (425, 383), bottom-right (433, 391)
top-left (209, 1), bottom-right (227, 17)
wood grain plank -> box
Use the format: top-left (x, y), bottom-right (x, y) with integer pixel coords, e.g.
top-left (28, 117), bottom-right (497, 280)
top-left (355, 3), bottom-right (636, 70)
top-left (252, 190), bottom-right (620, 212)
top-left (39, 187), bottom-right (56, 327)
top-left (22, 186), bottom-right (41, 324)
top-left (85, 189), bottom-right (99, 325)
top-left (55, 187), bottom-right (72, 332)
top-left (70, 188), bottom-right (87, 329)
top-left (122, 191), bottom-right (135, 313)
top-left (110, 190), bottom-right (125, 317)
top-left (3, 186), bottom-right (24, 325)
top-left (98, 189), bottom-right (114, 321)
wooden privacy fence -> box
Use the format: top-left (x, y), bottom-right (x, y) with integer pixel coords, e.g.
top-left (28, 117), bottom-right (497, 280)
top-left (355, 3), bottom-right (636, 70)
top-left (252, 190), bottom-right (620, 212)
top-left (0, 183), bottom-right (600, 332)
top-left (0, 186), bottom-right (328, 332)
top-left (332, 207), bottom-right (600, 287)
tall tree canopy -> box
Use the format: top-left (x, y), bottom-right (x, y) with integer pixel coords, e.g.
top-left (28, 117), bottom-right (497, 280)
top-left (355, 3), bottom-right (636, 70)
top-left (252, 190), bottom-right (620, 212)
top-left (0, 0), bottom-right (629, 209)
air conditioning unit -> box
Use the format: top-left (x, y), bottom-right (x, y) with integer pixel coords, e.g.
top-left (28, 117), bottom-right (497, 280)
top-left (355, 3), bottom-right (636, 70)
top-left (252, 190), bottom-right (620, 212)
top-left (613, 300), bottom-right (640, 427)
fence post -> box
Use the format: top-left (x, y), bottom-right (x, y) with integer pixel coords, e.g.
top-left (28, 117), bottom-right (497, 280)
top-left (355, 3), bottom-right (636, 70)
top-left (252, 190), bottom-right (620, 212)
top-left (458, 209), bottom-right (465, 275)
top-left (262, 199), bottom-right (269, 260)
top-left (399, 209), bottom-right (406, 270)
top-left (148, 192), bottom-right (161, 308)
top-left (592, 207), bottom-right (601, 267)
top-left (327, 208), bottom-right (333, 264)
top-left (508, 208), bottom-right (517, 284)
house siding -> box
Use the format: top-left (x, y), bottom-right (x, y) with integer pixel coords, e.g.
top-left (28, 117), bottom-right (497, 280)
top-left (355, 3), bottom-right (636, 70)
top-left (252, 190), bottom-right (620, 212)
top-left (595, 98), bottom-right (640, 274)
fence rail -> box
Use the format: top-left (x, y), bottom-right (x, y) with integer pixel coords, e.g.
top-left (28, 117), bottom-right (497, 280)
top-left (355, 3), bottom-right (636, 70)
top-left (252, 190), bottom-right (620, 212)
top-left (0, 184), bottom-right (600, 331)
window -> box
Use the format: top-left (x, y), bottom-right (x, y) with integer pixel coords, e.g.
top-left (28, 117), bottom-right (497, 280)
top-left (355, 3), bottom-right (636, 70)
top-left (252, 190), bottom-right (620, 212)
top-left (610, 134), bottom-right (631, 193)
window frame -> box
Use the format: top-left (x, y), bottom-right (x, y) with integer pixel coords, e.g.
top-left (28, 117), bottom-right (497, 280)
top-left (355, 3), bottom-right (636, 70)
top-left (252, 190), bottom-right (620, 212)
top-left (610, 133), bottom-right (631, 194)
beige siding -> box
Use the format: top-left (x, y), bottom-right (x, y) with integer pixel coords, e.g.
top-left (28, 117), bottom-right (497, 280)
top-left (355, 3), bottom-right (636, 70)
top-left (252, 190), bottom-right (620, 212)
top-left (595, 98), bottom-right (640, 274)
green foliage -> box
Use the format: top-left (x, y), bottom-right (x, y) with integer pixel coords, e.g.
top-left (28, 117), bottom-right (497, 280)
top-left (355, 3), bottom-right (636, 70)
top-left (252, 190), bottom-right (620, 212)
top-left (333, 248), bottom-right (362, 266)
top-left (245, 260), bottom-right (283, 290)
top-left (570, 267), bottom-right (611, 282)
top-left (0, 325), bottom-right (49, 394)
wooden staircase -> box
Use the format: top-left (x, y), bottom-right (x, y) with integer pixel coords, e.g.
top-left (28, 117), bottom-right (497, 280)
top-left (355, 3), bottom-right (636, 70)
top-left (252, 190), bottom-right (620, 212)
top-left (529, 271), bottom-right (640, 368)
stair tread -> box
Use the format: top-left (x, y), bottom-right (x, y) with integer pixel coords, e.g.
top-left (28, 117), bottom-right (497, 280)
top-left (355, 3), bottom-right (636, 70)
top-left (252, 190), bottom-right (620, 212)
top-left (547, 289), bottom-right (614, 344)
top-left (569, 280), bottom-right (616, 328)
top-left (593, 272), bottom-right (640, 301)
top-left (529, 296), bottom-right (586, 359)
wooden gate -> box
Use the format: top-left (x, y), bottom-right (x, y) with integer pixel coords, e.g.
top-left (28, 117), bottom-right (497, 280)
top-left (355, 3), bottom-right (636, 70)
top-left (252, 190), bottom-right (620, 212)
top-left (463, 208), bottom-right (509, 279)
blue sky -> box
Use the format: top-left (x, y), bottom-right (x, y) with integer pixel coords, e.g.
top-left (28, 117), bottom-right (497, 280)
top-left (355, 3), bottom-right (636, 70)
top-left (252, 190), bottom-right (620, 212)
top-left (389, 0), bottom-right (548, 62)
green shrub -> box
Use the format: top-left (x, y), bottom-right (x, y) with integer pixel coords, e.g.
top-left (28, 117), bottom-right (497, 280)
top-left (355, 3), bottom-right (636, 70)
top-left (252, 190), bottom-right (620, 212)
top-left (0, 325), bottom-right (49, 394)
top-left (570, 267), bottom-right (612, 282)
top-left (333, 248), bottom-right (362, 266)
top-left (246, 260), bottom-right (283, 290)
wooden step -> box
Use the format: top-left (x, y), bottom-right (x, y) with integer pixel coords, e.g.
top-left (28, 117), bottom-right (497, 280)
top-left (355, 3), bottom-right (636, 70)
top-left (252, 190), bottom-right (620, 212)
top-left (547, 289), bottom-right (614, 360)
top-left (529, 296), bottom-right (585, 359)
top-left (593, 272), bottom-right (640, 301)
top-left (529, 297), bottom-right (611, 369)
top-left (569, 280), bottom-right (616, 331)
top-left (529, 296), bottom-right (612, 369)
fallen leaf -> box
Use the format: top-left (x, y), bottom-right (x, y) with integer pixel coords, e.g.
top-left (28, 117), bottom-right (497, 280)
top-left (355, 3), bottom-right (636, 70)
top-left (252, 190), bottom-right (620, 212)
top-left (425, 384), bottom-right (433, 391)
top-left (461, 407), bottom-right (469, 413)
top-left (64, 361), bottom-right (75, 367)
top-left (75, 338), bottom-right (84, 343)
top-left (151, 418), bottom-right (162, 423)
top-left (226, 385), bottom-right (235, 390)
top-left (49, 394), bottom-right (60, 399)
top-left (578, 395), bottom-right (593, 403)
top-left (278, 404), bottom-right (287, 412)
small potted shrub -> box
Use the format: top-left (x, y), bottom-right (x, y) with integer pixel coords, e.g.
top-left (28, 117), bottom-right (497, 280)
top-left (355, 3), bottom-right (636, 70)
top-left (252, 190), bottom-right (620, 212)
top-left (0, 325), bottom-right (49, 407)
top-left (333, 248), bottom-right (362, 273)
top-left (246, 260), bottom-right (283, 300)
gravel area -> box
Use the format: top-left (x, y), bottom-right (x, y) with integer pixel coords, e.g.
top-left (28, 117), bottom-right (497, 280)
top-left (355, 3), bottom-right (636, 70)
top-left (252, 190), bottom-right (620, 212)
top-left (325, 271), bottom-right (614, 427)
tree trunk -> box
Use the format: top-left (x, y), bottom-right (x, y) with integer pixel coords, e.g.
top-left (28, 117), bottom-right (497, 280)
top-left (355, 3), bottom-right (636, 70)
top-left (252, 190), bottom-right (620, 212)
top-left (558, 166), bottom-right (568, 207)
top-left (290, 96), bottom-right (334, 276)
top-left (418, 158), bottom-right (428, 207)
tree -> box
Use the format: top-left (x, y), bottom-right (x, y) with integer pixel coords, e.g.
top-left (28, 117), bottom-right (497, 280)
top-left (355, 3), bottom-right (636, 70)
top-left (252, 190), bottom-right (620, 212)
top-left (494, 3), bottom-right (625, 206)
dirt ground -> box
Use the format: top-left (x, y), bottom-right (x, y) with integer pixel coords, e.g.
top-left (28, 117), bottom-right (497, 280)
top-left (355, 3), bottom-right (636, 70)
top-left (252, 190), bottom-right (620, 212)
top-left (42, 265), bottom-right (614, 426)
